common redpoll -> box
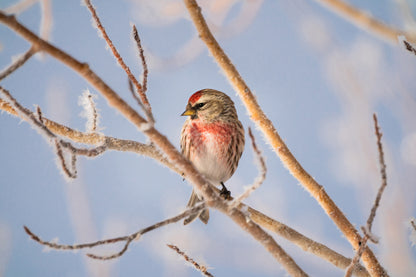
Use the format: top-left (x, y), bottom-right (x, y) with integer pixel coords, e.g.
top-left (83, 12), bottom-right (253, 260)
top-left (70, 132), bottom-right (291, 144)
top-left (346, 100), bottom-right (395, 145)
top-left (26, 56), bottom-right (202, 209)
top-left (180, 89), bottom-right (245, 224)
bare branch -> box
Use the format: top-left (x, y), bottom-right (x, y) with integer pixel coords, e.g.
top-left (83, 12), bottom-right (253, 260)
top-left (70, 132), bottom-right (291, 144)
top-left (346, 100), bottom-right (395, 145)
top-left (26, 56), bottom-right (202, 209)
top-left (402, 39), bottom-right (416, 56)
top-left (248, 204), bottom-right (370, 277)
top-left (1, 90), bottom-right (366, 275)
top-left (0, 12), bottom-right (307, 276)
top-left (0, 11), bottom-right (152, 132)
top-left (4, 0), bottom-right (38, 14)
top-left (83, 0), bottom-right (153, 122)
top-left (0, 86), bottom-right (107, 178)
top-left (229, 127), bottom-right (266, 210)
top-left (345, 114), bottom-right (388, 277)
top-left (344, 236), bottom-right (370, 277)
top-left (54, 140), bottom-right (77, 178)
top-left (312, 0), bottom-right (416, 44)
top-left (366, 114), bottom-right (388, 233)
top-left (1, 92), bottom-right (367, 276)
top-left (39, 0), bottom-right (52, 41)
top-left (167, 244), bottom-right (214, 277)
top-left (35, 105), bottom-right (43, 123)
top-left (24, 203), bottom-right (206, 260)
top-left (0, 98), bottom-right (177, 173)
top-left (132, 25), bottom-right (148, 94)
top-left (183, 0), bottom-right (386, 276)
top-left (0, 46), bottom-right (37, 81)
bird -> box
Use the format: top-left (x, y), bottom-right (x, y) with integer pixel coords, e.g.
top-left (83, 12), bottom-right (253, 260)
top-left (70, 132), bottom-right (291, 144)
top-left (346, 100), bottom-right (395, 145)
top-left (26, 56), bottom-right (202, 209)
top-left (180, 89), bottom-right (245, 224)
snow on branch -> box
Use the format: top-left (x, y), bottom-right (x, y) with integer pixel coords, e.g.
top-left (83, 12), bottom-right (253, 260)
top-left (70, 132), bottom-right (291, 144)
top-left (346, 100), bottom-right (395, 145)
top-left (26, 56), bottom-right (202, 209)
top-left (79, 89), bottom-right (99, 133)
top-left (0, 86), bottom-right (107, 179)
top-left (167, 244), bottom-right (214, 277)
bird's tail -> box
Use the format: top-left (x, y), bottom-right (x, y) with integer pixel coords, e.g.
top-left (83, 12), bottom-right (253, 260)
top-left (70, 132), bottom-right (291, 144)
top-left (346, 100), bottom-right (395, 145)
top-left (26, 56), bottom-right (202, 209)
top-left (183, 189), bottom-right (209, 225)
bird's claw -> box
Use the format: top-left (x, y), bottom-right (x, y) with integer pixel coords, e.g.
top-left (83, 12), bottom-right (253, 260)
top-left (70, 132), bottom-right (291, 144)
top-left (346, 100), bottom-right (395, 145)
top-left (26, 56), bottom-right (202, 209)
top-left (220, 183), bottom-right (231, 200)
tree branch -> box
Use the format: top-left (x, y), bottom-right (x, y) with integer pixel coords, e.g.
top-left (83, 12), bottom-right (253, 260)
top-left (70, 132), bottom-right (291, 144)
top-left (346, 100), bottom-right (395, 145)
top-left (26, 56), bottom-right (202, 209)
top-left (83, 0), bottom-right (153, 122)
top-left (0, 98), bottom-right (176, 173)
top-left (0, 10), bottom-right (308, 276)
top-left (183, 0), bottom-right (387, 276)
top-left (344, 114), bottom-right (388, 277)
top-left (167, 244), bottom-right (214, 277)
top-left (312, 0), bottom-right (416, 44)
top-left (24, 203), bottom-right (206, 260)
top-left (0, 46), bottom-right (37, 81)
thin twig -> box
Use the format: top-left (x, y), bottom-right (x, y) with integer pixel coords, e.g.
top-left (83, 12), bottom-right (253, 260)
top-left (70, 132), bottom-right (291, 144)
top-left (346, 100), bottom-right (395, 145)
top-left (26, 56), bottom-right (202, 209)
top-left (0, 98), bottom-right (176, 172)
top-left (0, 86), bottom-right (107, 178)
top-left (367, 114), bottom-right (387, 234)
top-left (402, 40), bottom-right (416, 55)
top-left (0, 12), bottom-right (307, 276)
top-left (183, 1), bottom-right (386, 276)
top-left (0, 97), bottom-right (367, 275)
top-left (0, 93), bottom-right (368, 276)
top-left (24, 203), bottom-right (206, 260)
top-left (39, 0), bottom-right (52, 40)
top-left (54, 140), bottom-right (77, 178)
top-left (344, 114), bottom-right (388, 277)
top-left (4, 0), bottom-right (38, 14)
top-left (411, 219), bottom-right (416, 231)
top-left (132, 25), bottom-right (148, 94)
top-left (79, 90), bottom-right (99, 132)
top-left (167, 244), bottom-right (214, 277)
top-left (312, 0), bottom-right (416, 44)
top-left (36, 105), bottom-right (43, 123)
top-left (0, 46), bottom-right (37, 81)
top-left (229, 127), bottom-right (266, 210)
top-left (83, 0), bottom-right (153, 122)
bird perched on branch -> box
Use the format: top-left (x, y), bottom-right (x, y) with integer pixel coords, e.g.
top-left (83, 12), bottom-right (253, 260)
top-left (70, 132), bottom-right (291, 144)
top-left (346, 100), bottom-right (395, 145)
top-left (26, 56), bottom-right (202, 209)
top-left (180, 89), bottom-right (245, 224)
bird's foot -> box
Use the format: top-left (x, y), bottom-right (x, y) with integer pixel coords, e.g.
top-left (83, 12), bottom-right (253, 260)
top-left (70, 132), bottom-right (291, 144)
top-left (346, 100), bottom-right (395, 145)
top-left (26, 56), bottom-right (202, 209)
top-left (220, 182), bottom-right (231, 200)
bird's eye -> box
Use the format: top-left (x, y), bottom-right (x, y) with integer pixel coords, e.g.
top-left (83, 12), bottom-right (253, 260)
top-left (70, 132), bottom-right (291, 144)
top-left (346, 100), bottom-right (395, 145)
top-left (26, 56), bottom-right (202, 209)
top-left (196, 103), bottom-right (205, 109)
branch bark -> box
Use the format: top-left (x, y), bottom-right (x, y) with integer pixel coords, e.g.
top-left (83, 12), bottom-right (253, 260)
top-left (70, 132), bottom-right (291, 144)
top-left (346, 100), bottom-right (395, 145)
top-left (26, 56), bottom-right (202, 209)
top-left (183, 0), bottom-right (387, 276)
top-left (0, 10), bottom-right (308, 277)
top-left (0, 97), bottom-right (368, 276)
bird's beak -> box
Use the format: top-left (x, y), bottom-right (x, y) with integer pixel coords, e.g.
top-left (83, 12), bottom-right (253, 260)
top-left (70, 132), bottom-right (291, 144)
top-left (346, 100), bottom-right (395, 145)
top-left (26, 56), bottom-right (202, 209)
top-left (181, 108), bottom-right (196, 116)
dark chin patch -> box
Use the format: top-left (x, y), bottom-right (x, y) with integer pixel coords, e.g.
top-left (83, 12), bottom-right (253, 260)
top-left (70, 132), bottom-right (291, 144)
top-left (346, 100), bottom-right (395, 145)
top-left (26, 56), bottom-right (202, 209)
top-left (191, 114), bottom-right (198, 120)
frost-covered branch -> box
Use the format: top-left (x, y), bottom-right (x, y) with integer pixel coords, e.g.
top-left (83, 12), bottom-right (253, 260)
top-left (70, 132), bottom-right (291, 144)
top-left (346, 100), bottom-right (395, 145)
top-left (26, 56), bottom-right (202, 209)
top-left (183, 0), bottom-right (386, 276)
top-left (0, 46), bottom-right (37, 81)
top-left (344, 114), bottom-right (388, 277)
top-left (0, 86), bottom-right (107, 179)
top-left (167, 244), bottom-right (214, 277)
top-left (83, 0), bottom-right (153, 123)
top-left (0, 8), bottom-right (305, 276)
top-left (132, 25), bottom-right (148, 94)
top-left (79, 89), bottom-right (99, 133)
top-left (2, 90), bottom-right (365, 275)
top-left (312, 0), bottom-right (416, 44)
top-left (24, 203), bottom-right (206, 260)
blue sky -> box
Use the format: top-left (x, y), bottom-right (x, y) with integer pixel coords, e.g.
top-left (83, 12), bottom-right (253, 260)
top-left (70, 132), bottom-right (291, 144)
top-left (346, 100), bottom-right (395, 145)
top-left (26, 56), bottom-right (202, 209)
top-left (1, 0), bottom-right (416, 276)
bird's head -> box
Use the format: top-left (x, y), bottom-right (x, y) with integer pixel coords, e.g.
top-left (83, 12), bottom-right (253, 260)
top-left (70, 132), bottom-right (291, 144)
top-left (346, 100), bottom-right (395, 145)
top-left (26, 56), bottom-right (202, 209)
top-left (181, 89), bottom-right (236, 122)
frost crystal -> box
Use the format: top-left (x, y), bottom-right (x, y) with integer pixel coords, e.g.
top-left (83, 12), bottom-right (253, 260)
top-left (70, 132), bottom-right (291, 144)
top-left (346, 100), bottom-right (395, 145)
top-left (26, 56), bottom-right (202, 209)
top-left (78, 89), bottom-right (99, 133)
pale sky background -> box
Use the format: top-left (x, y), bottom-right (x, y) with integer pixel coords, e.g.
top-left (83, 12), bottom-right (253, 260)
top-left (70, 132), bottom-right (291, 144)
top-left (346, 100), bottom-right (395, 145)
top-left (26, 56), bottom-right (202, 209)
top-left (1, 0), bottom-right (416, 276)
